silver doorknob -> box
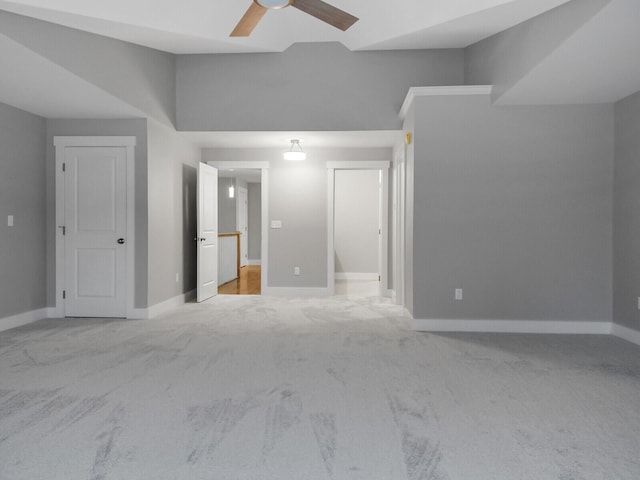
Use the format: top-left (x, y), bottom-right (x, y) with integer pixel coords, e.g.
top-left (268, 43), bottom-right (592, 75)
top-left (117, 238), bottom-right (125, 244)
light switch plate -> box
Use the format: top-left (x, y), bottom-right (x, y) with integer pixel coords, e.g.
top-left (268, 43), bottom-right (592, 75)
top-left (7, 215), bottom-right (14, 227)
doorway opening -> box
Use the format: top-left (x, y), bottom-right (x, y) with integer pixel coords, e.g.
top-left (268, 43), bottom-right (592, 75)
top-left (334, 169), bottom-right (381, 296)
top-left (217, 168), bottom-right (262, 295)
top-left (327, 161), bottom-right (390, 298)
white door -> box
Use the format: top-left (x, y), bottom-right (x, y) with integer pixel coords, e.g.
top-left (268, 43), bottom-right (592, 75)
top-left (197, 163), bottom-right (218, 302)
top-left (237, 187), bottom-right (248, 267)
top-left (64, 147), bottom-right (127, 317)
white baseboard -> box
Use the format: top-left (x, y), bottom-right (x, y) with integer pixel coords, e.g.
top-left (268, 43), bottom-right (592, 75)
top-left (262, 287), bottom-right (330, 297)
top-left (0, 308), bottom-right (49, 333)
top-left (414, 319), bottom-right (612, 335)
top-left (147, 289), bottom-right (196, 318)
top-left (248, 259), bottom-right (261, 266)
top-left (611, 323), bottom-right (640, 346)
top-left (335, 273), bottom-right (379, 281)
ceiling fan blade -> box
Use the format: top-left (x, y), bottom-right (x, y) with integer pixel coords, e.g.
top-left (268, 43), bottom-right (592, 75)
top-left (291, 0), bottom-right (358, 31)
top-left (230, 2), bottom-right (268, 37)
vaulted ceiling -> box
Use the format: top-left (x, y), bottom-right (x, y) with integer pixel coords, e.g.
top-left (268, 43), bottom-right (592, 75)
top-left (0, 0), bottom-right (638, 148)
top-left (0, 0), bottom-right (575, 53)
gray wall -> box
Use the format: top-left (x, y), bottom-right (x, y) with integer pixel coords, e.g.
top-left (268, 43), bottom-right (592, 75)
top-left (147, 119), bottom-right (200, 306)
top-left (0, 11), bottom-right (176, 126)
top-left (202, 147), bottom-right (391, 289)
top-left (614, 90), bottom-right (640, 332)
top-left (177, 43), bottom-right (463, 131)
top-left (46, 118), bottom-right (149, 308)
top-left (248, 183), bottom-right (262, 262)
top-left (269, 157), bottom-right (328, 287)
top-left (334, 170), bottom-right (379, 275)
top-left (0, 102), bottom-right (46, 318)
top-left (411, 94), bottom-right (613, 322)
top-left (218, 178), bottom-right (237, 234)
top-left (465, 0), bottom-right (612, 102)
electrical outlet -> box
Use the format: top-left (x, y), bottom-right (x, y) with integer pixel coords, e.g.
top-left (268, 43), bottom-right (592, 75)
top-left (455, 288), bottom-right (463, 301)
top-left (294, 267), bottom-right (301, 276)
top-left (7, 215), bottom-right (14, 227)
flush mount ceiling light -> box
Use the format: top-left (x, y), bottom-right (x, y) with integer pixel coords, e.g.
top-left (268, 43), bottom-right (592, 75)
top-left (256, 0), bottom-right (291, 8)
top-left (283, 139), bottom-right (306, 161)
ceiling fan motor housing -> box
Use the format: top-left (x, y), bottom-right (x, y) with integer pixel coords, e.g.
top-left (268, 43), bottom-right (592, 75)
top-left (255, 0), bottom-right (293, 9)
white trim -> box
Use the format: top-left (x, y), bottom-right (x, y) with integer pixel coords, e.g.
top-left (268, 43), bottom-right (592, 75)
top-left (327, 161), bottom-right (390, 299)
top-left (379, 167), bottom-right (389, 297)
top-left (611, 323), bottom-right (640, 346)
top-left (394, 146), bottom-right (406, 308)
top-left (387, 290), bottom-right (395, 301)
top-left (262, 287), bottom-right (330, 297)
top-left (236, 186), bottom-right (249, 268)
top-left (207, 161), bottom-right (269, 295)
top-left (327, 169), bottom-right (335, 296)
top-left (0, 308), bottom-right (49, 333)
top-left (414, 319), bottom-right (612, 335)
top-left (54, 136), bottom-right (137, 319)
top-left (399, 85), bottom-right (493, 120)
top-left (327, 161), bottom-right (390, 170)
top-left (248, 259), bottom-right (262, 266)
top-left (261, 168), bottom-right (269, 294)
top-left (207, 161), bottom-right (269, 170)
top-left (335, 272), bottom-right (379, 281)
top-left (147, 289), bottom-right (196, 318)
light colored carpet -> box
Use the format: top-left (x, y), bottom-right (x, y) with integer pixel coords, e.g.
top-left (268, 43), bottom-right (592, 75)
top-left (0, 295), bottom-right (639, 480)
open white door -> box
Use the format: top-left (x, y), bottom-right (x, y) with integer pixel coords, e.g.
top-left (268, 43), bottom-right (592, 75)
top-left (237, 186), bottom-right (248, 267)
top-left (197, 163), bottom-right (218, 302)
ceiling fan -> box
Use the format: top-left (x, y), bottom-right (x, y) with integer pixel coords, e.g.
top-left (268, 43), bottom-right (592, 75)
top-left (230, 0), bottom-right (359, 37)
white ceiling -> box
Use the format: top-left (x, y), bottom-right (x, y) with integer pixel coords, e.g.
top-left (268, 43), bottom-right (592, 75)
top-left (0, 0), bottom-right (574, 54)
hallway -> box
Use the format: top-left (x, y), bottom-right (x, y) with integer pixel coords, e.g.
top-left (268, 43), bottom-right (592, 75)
top-left (218, 265), bottom-right (261, 295)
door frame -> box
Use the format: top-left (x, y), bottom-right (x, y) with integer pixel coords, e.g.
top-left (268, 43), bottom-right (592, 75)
top-left (207, 161), bottom-right (269, 294)
top-left (393, 145), bottom-right (406, 307)
top-left (327, 161), bottom-right (390, 297)
top-left (236, 186), bottom-right (249, 267)
top-left (54, 136), bottom-right (137, 318)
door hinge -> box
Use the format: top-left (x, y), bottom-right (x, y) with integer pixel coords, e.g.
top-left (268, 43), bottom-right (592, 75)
top-left (58, 225), bottom-right (66, 236)
top-left (62, 290), bottom-right (66, 299)
top-left (378, 275), bottom-right (381, 282)
top-left (379, 229), bottom-right (381, 235)
top-left (62, 163), bottom-right (66, 172)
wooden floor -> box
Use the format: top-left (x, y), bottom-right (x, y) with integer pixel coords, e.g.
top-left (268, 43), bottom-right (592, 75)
top-left (218, 265), bottom-right (261, 295)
